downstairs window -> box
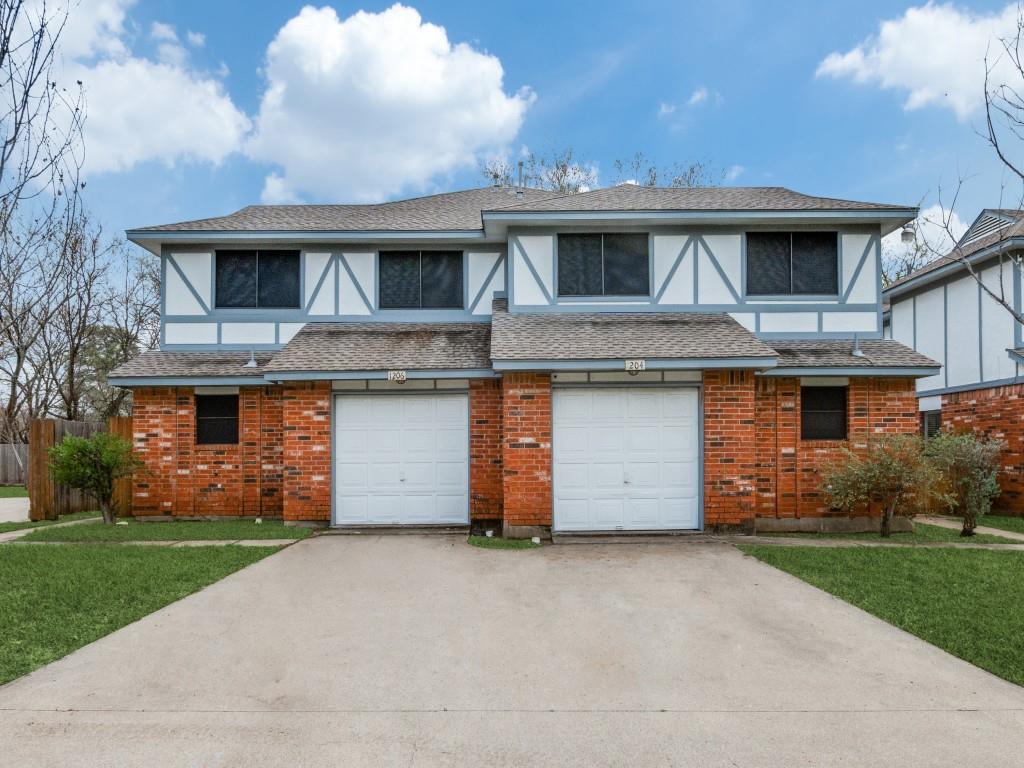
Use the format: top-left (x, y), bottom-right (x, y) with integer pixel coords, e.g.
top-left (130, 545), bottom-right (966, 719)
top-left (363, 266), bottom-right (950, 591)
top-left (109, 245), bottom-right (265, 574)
top-left (800, 386), bottom-right (848, 440)
top-left (196, 394), bottom-right (239, 445)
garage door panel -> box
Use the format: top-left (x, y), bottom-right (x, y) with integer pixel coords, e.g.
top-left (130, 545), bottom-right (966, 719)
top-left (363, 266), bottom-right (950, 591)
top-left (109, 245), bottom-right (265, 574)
top-left (553, 387), bottom-right (700, 532)
top-left (334, 393), bottom-right (469, 526)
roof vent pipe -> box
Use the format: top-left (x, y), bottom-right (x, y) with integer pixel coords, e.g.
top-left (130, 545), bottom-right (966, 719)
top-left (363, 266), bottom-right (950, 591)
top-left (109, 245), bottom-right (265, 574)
top-left (244, 350), bottom-right (258, 368)
top-left (851, 334), bottom-right (865, 358)
top-left (516, 160), bottom-right (524, 197)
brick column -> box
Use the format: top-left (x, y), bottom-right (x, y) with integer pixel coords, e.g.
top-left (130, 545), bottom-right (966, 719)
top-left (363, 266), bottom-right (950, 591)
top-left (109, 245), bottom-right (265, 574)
top-left (501, 372), bottom-right (552, 537)
top-left (282, 381), bottom-right (332, 523)
top-left (131, 387), bottom-right (178, 516)
top-left (703, 370), bottom-right (757, 530)
top-left (469, 378), bottom-right (503, 524)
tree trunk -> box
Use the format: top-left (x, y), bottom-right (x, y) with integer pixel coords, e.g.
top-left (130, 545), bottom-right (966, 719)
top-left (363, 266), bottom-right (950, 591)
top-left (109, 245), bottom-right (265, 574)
top-left (961, 513), bottom-right (977, 537)
top-left (99, 499), bottom-right (115, 525)
top-left (880, 499), bottom-right (897, 538)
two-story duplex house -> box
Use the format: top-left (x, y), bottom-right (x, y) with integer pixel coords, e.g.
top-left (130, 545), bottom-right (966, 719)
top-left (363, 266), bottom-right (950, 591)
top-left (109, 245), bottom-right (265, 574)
top-left (883, 209), bottom-right (1024, 513)
top-left (110, 183), bottom-right (939, 536)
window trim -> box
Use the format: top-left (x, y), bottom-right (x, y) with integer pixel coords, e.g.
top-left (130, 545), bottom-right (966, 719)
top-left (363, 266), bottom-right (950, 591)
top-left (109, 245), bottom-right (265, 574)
top-left (377, 250), bottom-right (466, 310)
top-left (195, 393), bottom-right (240, 446)
top-left (799, 385), bottom-right (848, 441)
top-left (213, 249), bottom-right (302, 310)
top-left (555, 232), bottom-right (652, 298)
top-left (744, 231), bottom-right (840, 298)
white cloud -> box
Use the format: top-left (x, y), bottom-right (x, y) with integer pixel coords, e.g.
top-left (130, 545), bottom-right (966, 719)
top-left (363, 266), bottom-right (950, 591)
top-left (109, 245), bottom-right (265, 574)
top-left (57, 0), bottom-right (249, 174)
top-left (246, 4), bottom-right (533, 203)
top-left (882, 203), bottom-right (969, 257)
top-left (186, 30), bottom-right (205, 47)
top-left (724, 164), bottom-right (744, 181)
top-left (687, 86), bottom-right (708, 106)
top-left (657, 101), bottom-right (676, 117)
top-left (817, 2), bottom-right (1020, 120)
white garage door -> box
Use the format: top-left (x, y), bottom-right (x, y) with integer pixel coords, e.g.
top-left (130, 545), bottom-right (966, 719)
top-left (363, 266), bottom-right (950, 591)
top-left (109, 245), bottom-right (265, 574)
top-left (553, 387), bottom-right (700, 532)
top-left (334, 393), bottom-right (469, 525)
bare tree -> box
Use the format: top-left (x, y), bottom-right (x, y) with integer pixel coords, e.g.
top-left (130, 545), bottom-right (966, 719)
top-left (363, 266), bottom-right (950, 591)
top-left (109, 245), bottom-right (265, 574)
top-left (611, 152), bottom-right (724, 188)
top-left (483, 147), bottom-right (597, 193)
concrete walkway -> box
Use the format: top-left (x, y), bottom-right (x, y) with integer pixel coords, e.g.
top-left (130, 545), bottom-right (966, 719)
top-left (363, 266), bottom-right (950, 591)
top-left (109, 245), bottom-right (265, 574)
top-left (0, 515), bottom-right (99, 544)
top-left (2, 535), bottom-right (1024, 767)
top-left (0, 495), bottom-right (30, 523)
top-left (918, 515), bottom-right (1024, 542)
top-left (10, 537), bottom-right (296, 547)
top-left (730, 534), bottom-right (1024, 550)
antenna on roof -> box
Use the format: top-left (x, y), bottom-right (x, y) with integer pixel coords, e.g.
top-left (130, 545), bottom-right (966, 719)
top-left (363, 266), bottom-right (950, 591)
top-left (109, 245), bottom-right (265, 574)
top-left (851, 334), bottom-right (865, 358)
top-left (244, 350), bottom-right (258, 368)
top-left (516, 160), bottom-right (524, 197)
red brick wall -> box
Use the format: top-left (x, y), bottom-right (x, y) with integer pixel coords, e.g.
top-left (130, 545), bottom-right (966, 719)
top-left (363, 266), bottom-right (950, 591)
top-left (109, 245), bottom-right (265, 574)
top-left (281, 381), bottom-right (332, 522)
top-left (941, 383), bottom-right (1024, 514)
top-left (754, 377), bottom-right (918, 519)
top-left (703, 370), bottom-right (758, 528)
top-left (469, 378), bottom-right (503, 522)
top-left (131, 386), bottom-right (283, 517)
top-left (501, 372), bottom-right (552, 529)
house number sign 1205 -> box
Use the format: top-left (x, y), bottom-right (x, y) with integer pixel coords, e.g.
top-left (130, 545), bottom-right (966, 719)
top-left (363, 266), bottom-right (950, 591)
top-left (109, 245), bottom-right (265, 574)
top-left (387, 370), bottom-right (407, 383)
top-left (624, 359), bottom-right (646, 372)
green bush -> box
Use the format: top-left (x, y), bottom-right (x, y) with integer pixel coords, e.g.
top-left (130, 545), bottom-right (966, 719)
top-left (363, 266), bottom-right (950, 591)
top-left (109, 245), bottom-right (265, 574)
top-left (48, 432), bottom-right (142, 524)
top-left (820, 434), bottom-right (947, 537)
top-left (924, 431), bottom-right (1004, 536)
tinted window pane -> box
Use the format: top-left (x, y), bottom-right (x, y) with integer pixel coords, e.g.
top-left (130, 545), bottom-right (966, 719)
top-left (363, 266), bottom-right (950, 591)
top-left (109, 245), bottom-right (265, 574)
top-left (257, 251), bottom-right (301, 308)
top-left (215, 252), bottom-right (257, 308)
top-left (195, 395), bottom-right (239, 445)
top-left (800, 386), bottom-right (847, 440)
top-left (746, 233), bottom-right (791, 295)
top-left (380, 252), bottom-right (421, 308)
top-left (603, 233), bottom-right (650, 295)
top-left (420, 251), bottom-right (463, 308)
top-left (792, 233), bottom-right (838, 294)
top-left (557, 234), bottom-right (602, 296)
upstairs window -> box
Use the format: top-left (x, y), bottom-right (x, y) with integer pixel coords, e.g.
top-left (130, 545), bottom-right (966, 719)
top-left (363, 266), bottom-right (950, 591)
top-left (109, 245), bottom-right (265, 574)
top-left (195, 394), bottom-right (239, 445)
top-left (379, 251), bottom-right (463, 309)
top-left (800, 385), bottom-right (848, 440)
top-left (746, 232), bottom-right (838, 296)
top-left (558, 233), bottom-right (649, 297)
top-left (215, 250), bottom-right (301, 308)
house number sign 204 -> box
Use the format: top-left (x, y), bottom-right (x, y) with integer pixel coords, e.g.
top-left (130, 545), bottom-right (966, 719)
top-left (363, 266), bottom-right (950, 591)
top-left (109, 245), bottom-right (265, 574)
top-left (624, 359), bottom-right (646, 372)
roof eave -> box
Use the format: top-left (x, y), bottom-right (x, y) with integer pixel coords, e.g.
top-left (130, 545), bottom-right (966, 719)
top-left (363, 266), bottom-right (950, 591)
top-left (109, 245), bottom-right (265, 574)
top-left (490, 356), bottom-right (778, 372)
top-left (759, 365), bottom-right (940, 378)
top-left (884, 237), bottom-right (1024, 299)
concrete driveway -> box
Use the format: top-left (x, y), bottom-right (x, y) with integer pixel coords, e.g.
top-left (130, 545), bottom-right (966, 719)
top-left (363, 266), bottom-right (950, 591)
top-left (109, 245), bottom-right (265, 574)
top-left (2, 536), bottom-right (1023, 767)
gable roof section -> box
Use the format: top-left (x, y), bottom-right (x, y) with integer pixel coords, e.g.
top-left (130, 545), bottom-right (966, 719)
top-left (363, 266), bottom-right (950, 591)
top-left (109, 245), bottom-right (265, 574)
top-left (108, 351), bottom-right (274, 385)
top-left (885, 209), bottom-right (1024, 295)
top-left (766, 340), bottom-right (940, 375)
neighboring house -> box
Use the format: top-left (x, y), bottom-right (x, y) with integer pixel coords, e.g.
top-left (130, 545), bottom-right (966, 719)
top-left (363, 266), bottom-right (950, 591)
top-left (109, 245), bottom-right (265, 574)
top-left (883, 208), bottom-right (1024, 513)
top-left (111, 184), bottom-right (938, 535)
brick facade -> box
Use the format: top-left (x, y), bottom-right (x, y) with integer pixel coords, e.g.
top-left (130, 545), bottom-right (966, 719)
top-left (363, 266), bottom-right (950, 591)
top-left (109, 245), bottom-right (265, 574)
top-left (753, 377), bottom-right (918, 519)
top-left (501, 372), bottom-right (552, 531)
top-left (469, 378), bottom-right (503, 523)
top-left (132, 386), bottom-right (284, 517)
top-left (130, 373), bottom-right (921, 528)
top-left (941, 383), bottom-right (1024, 514)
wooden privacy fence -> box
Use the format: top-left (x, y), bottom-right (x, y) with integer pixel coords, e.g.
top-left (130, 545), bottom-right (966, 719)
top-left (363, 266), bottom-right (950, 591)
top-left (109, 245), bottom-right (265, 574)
top-left (28, 416), bottom-right (134, 521)
top-left (0, 444), bottom-right (27, 485)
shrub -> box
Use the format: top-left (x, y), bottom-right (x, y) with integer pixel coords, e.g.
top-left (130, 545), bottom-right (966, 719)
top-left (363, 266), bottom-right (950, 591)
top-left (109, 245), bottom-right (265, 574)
top-left (924, 431), bottom-right (1004, 536)
top-left (48, 432), bottom-right (143, 524)
top-left (820, 434), bottom-right (947, 537)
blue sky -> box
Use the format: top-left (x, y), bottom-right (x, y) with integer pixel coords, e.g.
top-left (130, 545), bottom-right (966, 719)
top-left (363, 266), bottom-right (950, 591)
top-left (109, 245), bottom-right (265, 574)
top-left (70, 1), bottom-right (1020, 251)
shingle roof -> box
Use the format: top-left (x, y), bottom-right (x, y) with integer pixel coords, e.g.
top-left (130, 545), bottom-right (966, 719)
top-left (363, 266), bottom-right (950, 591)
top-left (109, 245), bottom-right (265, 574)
top-left (490, 299), bottom-right (776, 362)
top-left (263, 322), bottom-right (491, 373)
top-left (769, 340), bottom-right (939, 369)
top-left (131, 184), bottom-right (911, 234)
top-left (490, 184), bottom-right (911, 213)
top-left (108, 351), bottom-right (274, 379)
top-left (885, 210), bottom-right (1024, 291)
top-left (131, 187), bottom-right (559, 233)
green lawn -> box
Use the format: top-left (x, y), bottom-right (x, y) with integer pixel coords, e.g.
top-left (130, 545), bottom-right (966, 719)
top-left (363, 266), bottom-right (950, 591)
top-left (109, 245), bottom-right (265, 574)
top-left (975, 516), bottom-right (1024, 535)
top-left (468, 534), bottom-right (540, 550)
top-left (0, 544), bottom-right (276, 685)
top-left (22, 518), bottom-right (311, 542)
top-left (0, 510), bottom-right (100, 535)
top-left (0, 485), bottom-right (27, 498)
top-left (765, 522), bottom-right (1016, 544)
top-left (740, 545), bottom-right (1024, 686)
